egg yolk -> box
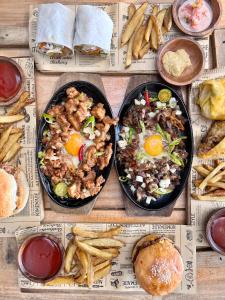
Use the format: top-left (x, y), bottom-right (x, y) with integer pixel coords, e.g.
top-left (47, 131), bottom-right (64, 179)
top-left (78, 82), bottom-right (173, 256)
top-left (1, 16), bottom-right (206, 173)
top-left (144, 135), bottom-right (163, 156)
top-left (64, 133), bottom-right (83, 156)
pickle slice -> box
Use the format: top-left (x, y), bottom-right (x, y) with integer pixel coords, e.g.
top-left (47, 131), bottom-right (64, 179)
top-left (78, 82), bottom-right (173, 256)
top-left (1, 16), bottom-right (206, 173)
top-left (54, 182), bottom-right (68, 197)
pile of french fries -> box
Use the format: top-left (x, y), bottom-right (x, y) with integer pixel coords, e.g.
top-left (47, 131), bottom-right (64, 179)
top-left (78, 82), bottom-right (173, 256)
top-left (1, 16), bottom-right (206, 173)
top-left (121, 3), bottom-right (172, 67)
top-left (46, 226), bottom-right (125, 287)
top-left (0, 92), bottom-right (32, 162)
top-left (192, 161), bottom-right (225, 201)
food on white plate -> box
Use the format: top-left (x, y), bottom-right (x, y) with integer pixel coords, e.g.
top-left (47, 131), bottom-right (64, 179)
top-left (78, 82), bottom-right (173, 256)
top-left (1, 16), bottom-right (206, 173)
top-left (121, 3), bottom-right (173, 67)
top-left (198, 121), bottom-right (225, 159)
top-left (38, 86), bottom-right (117, 200)
top-left (192, 161), bottom-right (225, 201)
top-left (178, 0), bottom-right (213, 33)
top-left (36, 3), bottom-right (75, 57)
top-left (132, 234), bottom-right (183, 296)
top-left (0, 164), bottom-right (29, 218)
top-left (73, 5), bottom-right (113, 56)
top-left (46, 226), bottom-right (124, 288)
top-left (117, 87), bottom-right (188, 205)
top-left (162, 49), bottom-right (192, 77)
top-left (196, 78), bottom-right (225, 120)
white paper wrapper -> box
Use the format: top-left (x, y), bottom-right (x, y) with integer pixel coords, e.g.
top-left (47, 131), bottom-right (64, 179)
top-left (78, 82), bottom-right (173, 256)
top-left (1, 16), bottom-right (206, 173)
top-left (36, 3), bottom-right (75, 56)
top-left (73, 5), bottom-right (113, 56)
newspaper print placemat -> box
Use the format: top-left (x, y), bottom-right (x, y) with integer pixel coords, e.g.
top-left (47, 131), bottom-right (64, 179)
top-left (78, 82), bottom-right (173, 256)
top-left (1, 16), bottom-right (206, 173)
top-left (0, 57), bottom-right (44, 237)
top-left (29, 3), bottom-right (209, 74)
top-left (190, 68), bottom-right (225, 247)
top-left (16, 223), bottom-right (196, 295)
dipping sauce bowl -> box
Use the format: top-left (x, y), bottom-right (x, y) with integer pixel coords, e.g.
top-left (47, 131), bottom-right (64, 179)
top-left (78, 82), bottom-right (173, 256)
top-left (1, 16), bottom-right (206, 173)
top-left (206, 208), bottom-right (225, 255)
top-left (18, 233), bottom-right (64, 283)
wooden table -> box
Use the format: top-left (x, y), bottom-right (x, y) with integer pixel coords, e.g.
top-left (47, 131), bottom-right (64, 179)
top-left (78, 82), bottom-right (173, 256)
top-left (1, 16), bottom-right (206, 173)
top-left (0, 0), bottom-right (225, 299)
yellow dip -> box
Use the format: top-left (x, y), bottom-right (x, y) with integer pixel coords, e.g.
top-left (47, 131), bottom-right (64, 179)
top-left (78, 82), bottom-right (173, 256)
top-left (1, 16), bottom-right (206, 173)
top-left (162, 49), bottom-right (192, 77)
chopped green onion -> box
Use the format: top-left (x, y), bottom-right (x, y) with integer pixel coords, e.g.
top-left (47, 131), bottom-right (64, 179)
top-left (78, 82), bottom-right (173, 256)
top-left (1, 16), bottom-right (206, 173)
top-left (169, 136), bottom-right (187, 153)
top-left (119, 176), bottom-right (129, 182)
top-left (54, 182), bottom-right (68, 197)
top-left (128, 127), bottom-right (135, 144)
top-left (38, 151), bottom-right (45, 159)
top-left (42, 113), bottom-right (55, 124)
top-left (155, 124), bottom-right (171, 143)
top-left (154, 188), bottom-right (172, 195)
top-left (83, 115), bottom-right (95, 131)
top-left (169, 152), bottom-right (184, 167)
top-left (43, 129), bottom-right (50, 137)
top-left (139, 121), bottom-right (145, 135)
top-left (136, 151), bottom-right (149, 161)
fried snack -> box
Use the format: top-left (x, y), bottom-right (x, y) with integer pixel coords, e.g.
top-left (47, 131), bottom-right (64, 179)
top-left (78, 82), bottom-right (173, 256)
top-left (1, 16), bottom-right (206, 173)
top-left (93, 260), bottom-right (111, 272)
top-left (209, 170), bottom-right (225, 184)
top-left (83, 238), bottom-right (124, 248)
top-left (87, 253), bottom-right (94, 288)
top-left (2, 143), bottom-right (21, 162)
top-left (7, 91), bottom-right (33, 116)
top-left (193, 165), bottom-right (210, 177)
top-left (93, 264), bottom-right (111, 282)
top-left (76, 239), bottom-right (115, 260)
top-left (139, 42), bottom-right (150, 59)
top-left (0, 132), bottom-right (22, 162)
top-left (192, 193), bottom-right (225, 201)
top-left (154, 9), bottom-right (167, 47)
top-left (72, 226), bottom-right (122, 238)
top-left (92, 256), bottom-right (107, 266)
top-left (163, 7), bottom-right (172, 32)
top-left (64, 242), bottom-right (77, 273)
top-left (125, 15), bottom-right (144, 67)
top-left (132, 25), bottom-right (146, 59)
top-left (45, 276), bottom-right (75, 286)
top-left (121, 2), bottom-right (148, 46)
top-left (0, 115), bottom-right (24, 124)
top-left (199, 162), bottom-right (225, 190)
top-left (128, 3), bottom-right (136, 20)
top-left (150, 15), bottom-right (158, 50)
top-left (145, 5), bottom-right (158, 42)
top-left (0, 126), bottom-right (12, 151)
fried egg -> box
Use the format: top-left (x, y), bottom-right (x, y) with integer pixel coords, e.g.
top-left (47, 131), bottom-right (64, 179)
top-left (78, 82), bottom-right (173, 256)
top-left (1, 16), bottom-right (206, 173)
top-left (62, 131), bottom-right (93, 168)
top-left (138, 131), bottom-right (169, 161)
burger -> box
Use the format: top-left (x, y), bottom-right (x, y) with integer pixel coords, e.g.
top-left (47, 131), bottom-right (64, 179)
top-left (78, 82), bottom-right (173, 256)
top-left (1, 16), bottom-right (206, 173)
top-left (132, 234), bottom-right (184, 296)
top-left (0, 164), bottom-right (29, 218)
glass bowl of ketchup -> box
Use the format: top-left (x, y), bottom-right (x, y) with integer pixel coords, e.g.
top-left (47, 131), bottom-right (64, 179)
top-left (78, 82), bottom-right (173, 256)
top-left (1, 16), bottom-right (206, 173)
top-left (206, 208), bottom-right (225, 255)
top-left (18, 234), bottom-right (64, 283)
top-left (0, 56), bottom-right (25, 106)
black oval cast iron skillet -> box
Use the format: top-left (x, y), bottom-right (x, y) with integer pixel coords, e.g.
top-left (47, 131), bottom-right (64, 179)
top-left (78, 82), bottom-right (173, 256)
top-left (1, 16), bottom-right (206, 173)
top-left (115, 82), bottom-right (193, 211)
top-left (37, 81), bottom-right (116, 209)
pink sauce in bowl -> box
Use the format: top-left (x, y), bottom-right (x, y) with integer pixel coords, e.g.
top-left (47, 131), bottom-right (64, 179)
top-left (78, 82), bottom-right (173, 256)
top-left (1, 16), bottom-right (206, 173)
top-left (178, 0), bottom-right (213, 32)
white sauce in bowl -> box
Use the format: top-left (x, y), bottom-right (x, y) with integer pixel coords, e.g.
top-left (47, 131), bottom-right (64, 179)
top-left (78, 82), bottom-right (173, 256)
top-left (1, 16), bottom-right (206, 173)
top-left (178, 0), bottom-right (213, 32)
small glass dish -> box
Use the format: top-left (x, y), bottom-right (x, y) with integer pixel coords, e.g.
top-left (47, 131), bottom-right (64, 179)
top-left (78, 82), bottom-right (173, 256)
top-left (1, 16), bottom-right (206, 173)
top-left (17, 233), bottom-right (65, 283)
top-left (206, 208), bottom-right (225, 255)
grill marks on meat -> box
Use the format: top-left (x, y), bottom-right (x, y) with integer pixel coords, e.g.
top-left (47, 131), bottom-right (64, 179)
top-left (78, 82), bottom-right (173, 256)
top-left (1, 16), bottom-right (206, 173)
top-left (41, 86), bottom-right (116, 199)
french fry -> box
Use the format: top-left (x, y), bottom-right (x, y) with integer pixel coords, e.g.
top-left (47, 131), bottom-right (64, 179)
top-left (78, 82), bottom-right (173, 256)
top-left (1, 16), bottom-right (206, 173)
top-left (203, 164), bottom-right (214, 172)
top-left (199, 162), bottom-right (225, 190)
top-left (93, 260), bottom-right (111, 272)
top-left (93, 265), bottom-right (111, 282)
top-left (7, 91), bottom-right (32, 116)
top-left (0, 126), bottom-right (12, 151)
top-left (125, 15), bottom-right (144, 67)
top-left (209, 170), bottom-right (225, 184)
top-left (0, 115), bottom-right (24, 124)
top-left (191, 193), bottom-right (225, 201)
top-left (193, 165), bottom-right (210, 177)
top-left (208, 182), bottom-right (225, 189)
top-left (194, 179), bottom-right (202, 187)
top-left (75, 248), bottom-right (88, 283)
top-left (45, 276), bottom-right (75, 286)
top-left (92, 257), bottom-right (107, 266)
top-left (64, 242), bottom-right (77, 273)
top-left (150, 15), bottom-right (158, 50)
top-left (145, 5), bottom-right (158, 42)
top-left (139, 42), bottom-right (150, 59)
top-left (82, 238), bottom-right (125, 248)
top-left (121, 2), bottom-right (148, 46)
top-left (163, 7), bottom-right (172, 32)
top-left (2, 142), bottom-right (21, 162)
top-left (87, 253), bottom-right (94, 288)
top-left (101, 247), bottom-right (119, 256)
top-left (132, 25), bottom-right (146, 59)
top-left (72, 226), bottom-right (122, 238)
top-left (76, 239), bottom-right (115, 260)
top-left (128, 3), bottom-right (136, 20)
top-left (154, 9), bottom-right (167, 46)
top-left (0, 132), bottom-right (22, 162)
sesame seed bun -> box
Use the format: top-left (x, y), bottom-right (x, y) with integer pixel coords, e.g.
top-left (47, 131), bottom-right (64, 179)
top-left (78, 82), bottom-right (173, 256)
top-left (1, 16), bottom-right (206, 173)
top-left (132, 234), bottom-right (183, 296)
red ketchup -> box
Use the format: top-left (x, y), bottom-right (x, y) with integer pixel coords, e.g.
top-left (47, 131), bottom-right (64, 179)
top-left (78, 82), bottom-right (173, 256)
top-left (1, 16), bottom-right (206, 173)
top-left (211, 217), bottom-right (225, 251)
top-left (0, 60), bottom-right (22, 102)
top-left (21, 236), bottom-right (63, 280)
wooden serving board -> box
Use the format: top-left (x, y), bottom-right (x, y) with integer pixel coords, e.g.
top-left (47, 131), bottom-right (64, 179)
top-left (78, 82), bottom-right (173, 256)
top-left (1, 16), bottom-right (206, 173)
top-left (212, 29), bottom-right (225, 68)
